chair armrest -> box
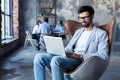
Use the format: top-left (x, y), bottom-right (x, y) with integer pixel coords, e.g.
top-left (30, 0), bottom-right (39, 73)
top-left (70, 56), bottom-right (109, 80)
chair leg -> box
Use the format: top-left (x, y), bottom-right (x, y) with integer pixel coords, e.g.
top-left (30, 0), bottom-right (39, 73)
top-left (29, 39), bottom-right (36, 49)
top-left (24, 30), bottom-right (36, 49)
top-left (24, 36), bottom-right (28, 48)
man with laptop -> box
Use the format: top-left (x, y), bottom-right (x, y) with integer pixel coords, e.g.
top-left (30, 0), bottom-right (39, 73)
top-left (34, 5), bottom-right (109, 80)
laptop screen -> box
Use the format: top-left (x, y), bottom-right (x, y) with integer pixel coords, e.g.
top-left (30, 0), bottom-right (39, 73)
top-left (44, 36), bottom-right (66, 56)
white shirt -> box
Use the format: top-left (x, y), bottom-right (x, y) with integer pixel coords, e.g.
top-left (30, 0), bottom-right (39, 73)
top-left (32, 25), bottom-right (40, 34)
top-left (74, 31), bottom-right (92, 55)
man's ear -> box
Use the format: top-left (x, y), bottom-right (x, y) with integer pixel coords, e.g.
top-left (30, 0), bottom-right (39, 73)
top-left (91, 15), bottom-right (94, 19)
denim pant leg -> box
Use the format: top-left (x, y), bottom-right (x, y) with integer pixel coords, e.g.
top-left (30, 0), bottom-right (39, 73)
top-left (34, 53), bottom-right (55, 80)
top-left (40, 36), bottom-right (45, 47)
top-left (50, 56), bottom-right (83, 80)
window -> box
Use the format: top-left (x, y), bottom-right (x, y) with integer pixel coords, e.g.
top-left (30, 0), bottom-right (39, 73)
top-left (1, 0), bottom-right (19, 44)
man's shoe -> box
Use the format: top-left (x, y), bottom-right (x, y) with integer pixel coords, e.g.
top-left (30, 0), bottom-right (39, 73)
top-left (37, 47), bottom-right (40, 50)
top-left (35, 46), bottom-right (40, 51)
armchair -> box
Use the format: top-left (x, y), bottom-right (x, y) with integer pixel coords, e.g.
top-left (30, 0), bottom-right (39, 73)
top-left (64, 17), bottom-right (116, 80)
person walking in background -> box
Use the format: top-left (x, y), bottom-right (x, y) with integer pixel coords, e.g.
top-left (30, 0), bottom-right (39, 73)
top-left (38, 18), bottom-right (52, 49)
top-left (32, 20), bottom-right (42, 50)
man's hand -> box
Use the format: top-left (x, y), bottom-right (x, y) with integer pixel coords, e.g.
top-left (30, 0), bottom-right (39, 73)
top-left (65, 52), bottom-right (83, 59)
top-left (66, 52), bottom-right (73, 57)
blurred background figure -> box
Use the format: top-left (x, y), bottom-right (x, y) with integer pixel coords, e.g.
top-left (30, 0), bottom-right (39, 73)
top-left (38, 18), bottom-right (52, 49)
top-left (32, 20), bottom-right (42, 50)
top-left (53, 20), bottom-right (66, 39)
top-left (55, 20), bottom-right (65, 33)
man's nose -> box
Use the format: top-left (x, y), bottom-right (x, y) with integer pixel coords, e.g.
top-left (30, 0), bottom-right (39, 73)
top-left (80, 19), bottom-right (86, 23)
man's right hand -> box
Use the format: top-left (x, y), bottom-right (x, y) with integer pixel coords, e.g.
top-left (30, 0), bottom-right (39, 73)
top-left (65, 52), bottom-right (73, 57)
top-left (65, 52), bottom-right (83, 59)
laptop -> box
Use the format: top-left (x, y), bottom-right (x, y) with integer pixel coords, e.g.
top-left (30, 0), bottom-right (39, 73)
top-left (43, 36), bottom-right (66, 56)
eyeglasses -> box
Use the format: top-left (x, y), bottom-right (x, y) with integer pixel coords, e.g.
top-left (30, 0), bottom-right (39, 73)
top-left (78, 16), bottom-right (90, 21)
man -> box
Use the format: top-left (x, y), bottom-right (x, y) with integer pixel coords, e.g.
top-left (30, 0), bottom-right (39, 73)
top-left (34, 5), bottom-right (109, 80)
top-left (38, 18), bottom-right (52, 48)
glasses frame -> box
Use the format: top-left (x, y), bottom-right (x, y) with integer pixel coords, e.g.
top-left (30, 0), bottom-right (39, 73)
top-left (78, 16), bottom-right (90, 21)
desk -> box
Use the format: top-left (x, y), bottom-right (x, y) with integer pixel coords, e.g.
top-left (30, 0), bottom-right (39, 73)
top-left (51, 32), bottom-right (67, 39)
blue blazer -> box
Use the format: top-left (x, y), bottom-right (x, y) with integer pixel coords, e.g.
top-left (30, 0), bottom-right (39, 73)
top-left (65, 26), bottom-right (109, 61)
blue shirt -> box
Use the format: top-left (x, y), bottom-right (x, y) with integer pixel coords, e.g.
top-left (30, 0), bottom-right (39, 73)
top-left (55, 25), bottom-right (64, 32)
top-left (39, 22), bottom-right (51, 34)
top-left (39, 22), bottom-right (52, 39)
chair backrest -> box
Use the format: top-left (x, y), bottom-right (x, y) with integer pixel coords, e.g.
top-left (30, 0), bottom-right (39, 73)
top-left (65, 17), bottom-right (116, 56)
top-left (96, 17), bottom-right (115, 55)
top-left (65, 20), bottom-right (82, 39)
top-left (25, 30), bottom-right (33, 40)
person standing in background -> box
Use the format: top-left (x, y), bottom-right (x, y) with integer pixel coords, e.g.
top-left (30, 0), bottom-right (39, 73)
top-left (32, 20), bottom-right (42, 50)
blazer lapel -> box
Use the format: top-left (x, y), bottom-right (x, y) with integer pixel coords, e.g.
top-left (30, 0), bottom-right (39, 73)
top-left (84, 26), bottom-right (97, 54)
top-left (73, 28), bottom-right (85, 45)
top-left (71, 28), bottom-right (85, 50)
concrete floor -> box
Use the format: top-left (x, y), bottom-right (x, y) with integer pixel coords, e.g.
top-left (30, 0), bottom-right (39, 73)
top-left (0, 46), bottom-right (120, 80)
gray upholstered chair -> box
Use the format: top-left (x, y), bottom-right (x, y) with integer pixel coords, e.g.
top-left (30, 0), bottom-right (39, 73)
top-left (64, 17), bottom-right (116, 80)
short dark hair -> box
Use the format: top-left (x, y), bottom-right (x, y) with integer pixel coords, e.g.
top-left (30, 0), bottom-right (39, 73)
top-left (36, 20), bottom-right (42, 25)
top-left (78, 5), bottom-right (94, 16)
top-left (44, 18), bottom-right (49, 22)
top-left (59, 20), bottom-right (63, 25)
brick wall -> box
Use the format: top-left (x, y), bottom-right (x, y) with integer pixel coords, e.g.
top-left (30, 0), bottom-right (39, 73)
top-left (0, 0), bottom-right (1, 46)
top-left (13, 0), bottom-right (19, 38)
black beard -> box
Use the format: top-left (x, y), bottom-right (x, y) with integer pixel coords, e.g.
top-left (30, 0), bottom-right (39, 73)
top-left (82, 18), bottom-right (92, 28)
top-left (82, 23), bottom-right (91, 28)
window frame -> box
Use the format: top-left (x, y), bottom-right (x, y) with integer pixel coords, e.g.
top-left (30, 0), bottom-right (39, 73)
top-left (1, 0), bottom-right (14, 44)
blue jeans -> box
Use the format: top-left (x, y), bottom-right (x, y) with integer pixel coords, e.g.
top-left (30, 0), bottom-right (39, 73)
top-left (34, 53), bottom-right (83, 80)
